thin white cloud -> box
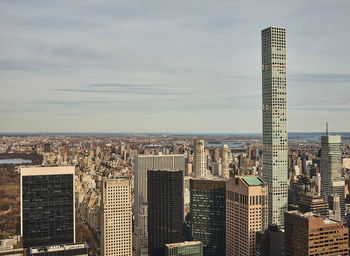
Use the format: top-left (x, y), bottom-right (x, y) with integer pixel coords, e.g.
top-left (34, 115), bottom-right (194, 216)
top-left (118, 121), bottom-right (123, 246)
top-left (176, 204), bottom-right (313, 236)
top-left (0, 0), bottom-right (349, 132)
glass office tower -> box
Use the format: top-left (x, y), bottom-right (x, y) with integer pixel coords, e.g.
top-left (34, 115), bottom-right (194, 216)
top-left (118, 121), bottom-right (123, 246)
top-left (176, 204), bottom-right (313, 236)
top-left (21, 166), bottom-right (75, 248)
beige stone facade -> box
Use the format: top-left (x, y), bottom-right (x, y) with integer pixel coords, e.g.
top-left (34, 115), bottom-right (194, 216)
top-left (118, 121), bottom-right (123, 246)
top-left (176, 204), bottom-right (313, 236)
top-left (100, 178), bottom-right (132, 256)
top-left (226, 176), bottom-right (267, 256)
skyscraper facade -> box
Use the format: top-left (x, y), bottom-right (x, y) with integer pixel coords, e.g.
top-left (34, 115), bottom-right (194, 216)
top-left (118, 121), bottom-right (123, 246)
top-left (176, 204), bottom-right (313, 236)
top-left (147, 169), bottom-right (184, 256)
top-left (320, 133), bottom-right (345, 217)
top-left (226, 176), bottom-right (268, 256)
top-left (190, 178), bottom-right (226, 256)
top-left (284, 210), bottom-right (349, 256)
top-left (133, 154), bottom-right (185, 255)
top-left (100, 178), bottom-right (132, 256)
top-left (20, 166), bottom-right (75, 248)
top-left (261, 26), bottom-right (288, 226)
top-left (193, 140), bottom-right (206, 178)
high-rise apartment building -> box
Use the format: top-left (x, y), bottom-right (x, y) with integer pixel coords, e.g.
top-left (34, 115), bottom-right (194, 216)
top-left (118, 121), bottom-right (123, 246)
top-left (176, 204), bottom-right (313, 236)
top-left (133, 154), bottom-right (185, 255)
top-left (165, 241), bottom-right (203, 256)
top-left (221, 144), bottom-right (230, 179)
top-left (190, 178), bottom-right (226, 256)
top-left (261, 26), bottom-right (288, 226)
top-left (147, 169), bottom-right (184, 256)
top-left (20, 166), bottom-right (75, 248)
top-left (193, 140), bottom-right (206, 178)
top-left (320, 133), bottom-right (345, 217)
top-left (100, 178), bottom-right (132, 256)
top-left (284, 210), bottom-right (349, 256)
top-left (226, 176), bottom-right (268, 256)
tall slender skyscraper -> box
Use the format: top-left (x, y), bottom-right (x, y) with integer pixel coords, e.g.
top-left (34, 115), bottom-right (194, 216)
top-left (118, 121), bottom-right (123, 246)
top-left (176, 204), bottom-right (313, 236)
top-left (320, 130), bottom-right (345, 217)
top-left (20, 166), bottom-right (75, 248)
top-left (193, 140), bottom-right (206, 178)
top-left (147, 169), bottom-right (184, 256)
top-left (261, 26), bottom-right (288, 226)
top-left (100, 178), bottom-right (132, 256)
top-left (133, 154), bottom-right (185, 255)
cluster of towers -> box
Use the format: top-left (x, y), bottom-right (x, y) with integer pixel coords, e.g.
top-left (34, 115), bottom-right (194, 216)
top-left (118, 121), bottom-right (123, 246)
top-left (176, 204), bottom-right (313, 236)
top-left (16, 26), bottom-right (349, 256)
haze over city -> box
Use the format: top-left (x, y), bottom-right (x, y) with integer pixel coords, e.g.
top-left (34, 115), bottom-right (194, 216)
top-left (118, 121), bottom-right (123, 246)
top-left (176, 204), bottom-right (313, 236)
top-left (1, 0), bottom-right (350, 133)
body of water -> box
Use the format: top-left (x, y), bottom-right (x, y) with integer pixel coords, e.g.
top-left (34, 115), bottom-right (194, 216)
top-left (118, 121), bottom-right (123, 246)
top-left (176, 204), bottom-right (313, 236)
top-left (0, 158), bottom-right (32, 164)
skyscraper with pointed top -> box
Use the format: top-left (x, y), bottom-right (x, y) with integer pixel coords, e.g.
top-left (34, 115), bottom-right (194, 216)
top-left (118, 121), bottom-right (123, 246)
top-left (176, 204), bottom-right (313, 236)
top-left (261, 26), bottom-right (288, 226)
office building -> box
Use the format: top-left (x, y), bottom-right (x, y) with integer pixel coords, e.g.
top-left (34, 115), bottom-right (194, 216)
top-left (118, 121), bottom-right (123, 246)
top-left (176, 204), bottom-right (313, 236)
top-left (226, 175), bottom-right (268, 256)
top-left (20, 166), bottom-right (75, 248)
top-left (193, 140), bottom-right (206, 178)
top-left (256, 225), bottom-right (284, 256)
top-left (165, 241), bottom-right (203, 256)
top-left (298, 191), bottom-right (329, 217)
top-left (100, 178), bottom-right (132, 256)
top-left (190, 178), bottom-right (226, 256)
top-left (221, 144), bottom-right (230, 179)
top-left (148, 169), bottom-right (184, 256)
top-left (320, 132), bottom-right (345, 217)
top-left (28, 243), bottom-right (89, 256)
top-left (261, 26), bottom-right (288, 226)
top-left (133, 154), bottom-right (185, 255)
top-left (284, 210), bottom-right (349, 256)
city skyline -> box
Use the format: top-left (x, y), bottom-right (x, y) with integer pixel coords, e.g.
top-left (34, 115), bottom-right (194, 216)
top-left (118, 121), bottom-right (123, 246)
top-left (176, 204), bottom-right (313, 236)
top-left (1, 0), bottom-right (350, 133)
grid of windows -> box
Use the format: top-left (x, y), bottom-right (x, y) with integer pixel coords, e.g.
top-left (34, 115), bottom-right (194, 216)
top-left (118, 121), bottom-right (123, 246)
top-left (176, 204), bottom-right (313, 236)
top-left (226, 177), bottom-right (267, 256)
top-left (100, 179), bottom-right (132, 256)
top-left (22, 174), bottom-right (74, 248)
top-left (261, 26), bottom-right (288, 227)
top-left (190, 179), bottom-right (226, 256)
top-left (148, 169), bottom-right (184, 256)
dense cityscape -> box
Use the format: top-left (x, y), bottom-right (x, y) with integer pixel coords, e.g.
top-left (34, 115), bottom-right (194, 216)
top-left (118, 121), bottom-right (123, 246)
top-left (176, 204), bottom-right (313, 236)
top-left (1, 2), bottom-right (350, 256)
top-left (0, 28), bottom-right (350, 256)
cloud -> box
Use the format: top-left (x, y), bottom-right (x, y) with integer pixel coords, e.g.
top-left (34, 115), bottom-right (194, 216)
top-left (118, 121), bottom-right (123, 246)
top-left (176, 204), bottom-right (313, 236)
top-left (1, 0), bottom-right (350, 132)
top-left (52, 83), bottom-right (194, 96)
top-left (290, 73), bottom-right (350, 83)
top-left (291, 106), bottom-right (350, 112)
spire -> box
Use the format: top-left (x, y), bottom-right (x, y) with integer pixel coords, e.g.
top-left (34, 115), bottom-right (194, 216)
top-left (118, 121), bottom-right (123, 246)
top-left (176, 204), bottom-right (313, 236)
top-left (326, 122), bottom-right (329, 135)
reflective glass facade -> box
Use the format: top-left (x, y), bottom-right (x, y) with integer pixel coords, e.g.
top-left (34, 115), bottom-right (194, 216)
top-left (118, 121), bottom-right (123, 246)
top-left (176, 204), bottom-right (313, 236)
top-left (22, 174), bottom-right (74, 248)
top-left (190, 178), bottom-right (226, 256)
top-left (147, 169), bottom-right (184, 256)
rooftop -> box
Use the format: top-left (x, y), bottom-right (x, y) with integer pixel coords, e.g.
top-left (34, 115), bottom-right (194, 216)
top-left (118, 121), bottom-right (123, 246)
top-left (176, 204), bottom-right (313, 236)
top-left (287, 210), bottom-right (339, 224)
top-left (165, 241), bottom-right (202, 248)
top-left (30, 243), bottom-right (88, 254)
top-left (241, 176), bottom-right (264, 186)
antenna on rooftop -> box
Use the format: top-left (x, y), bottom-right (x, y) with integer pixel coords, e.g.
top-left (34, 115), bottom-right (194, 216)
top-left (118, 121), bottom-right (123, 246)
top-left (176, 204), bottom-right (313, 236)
top-left (326, 122), bottom-right (329, 135)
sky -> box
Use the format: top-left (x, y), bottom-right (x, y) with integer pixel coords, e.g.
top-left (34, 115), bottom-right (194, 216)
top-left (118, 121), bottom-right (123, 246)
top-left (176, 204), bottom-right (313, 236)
top-left (0, 0), bottom-right (350, 133)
